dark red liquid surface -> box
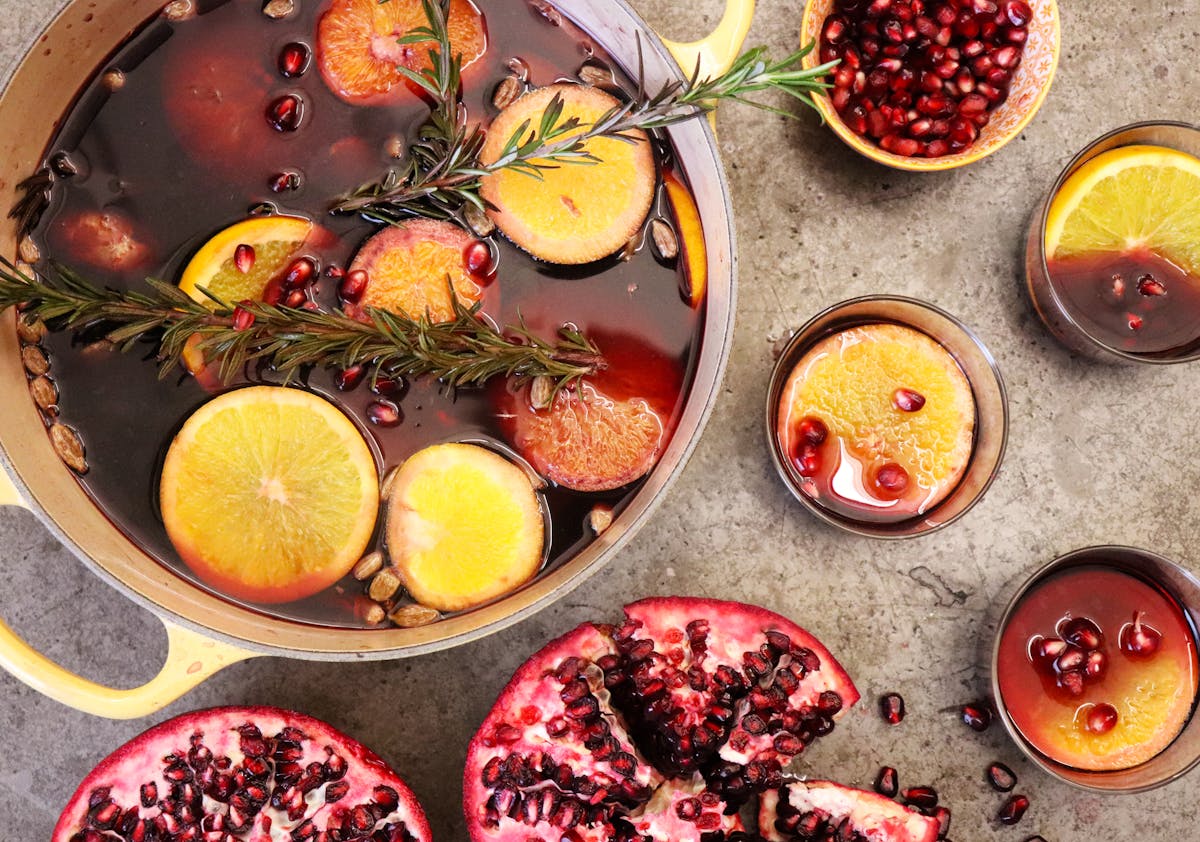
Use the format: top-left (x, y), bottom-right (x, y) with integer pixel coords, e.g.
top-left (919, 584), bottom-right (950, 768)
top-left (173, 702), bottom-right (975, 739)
top-left (997, 564), bottom-right (1199, 770)
top-left (24, 0), bottom-right (704, 627)
top-left (1046, 249), bottom-right (1200, 355)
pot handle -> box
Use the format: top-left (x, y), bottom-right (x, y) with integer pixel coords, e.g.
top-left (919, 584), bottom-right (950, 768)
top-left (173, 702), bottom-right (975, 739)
top-left (0, 613), bottom-right (258, 720)
top-left (0, 470), bottom-right (259, 719)
top-left (660, 0), bottom-right (756, 81)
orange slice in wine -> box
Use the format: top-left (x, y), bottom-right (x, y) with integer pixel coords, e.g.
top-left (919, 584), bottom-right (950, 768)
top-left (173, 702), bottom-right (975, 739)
top-left (179, 215), bottom-right (315, 307)
top-left (159, 386), bottom-right (380, 604)
top-left (384, 443), bottom-right (543, 611)
top-left (317, 0), bottom-right (487, 105)
top-left (479, 84), bottom-right (656, 265)
top-left (662, 170), bottom-right (706, 307)
top-left (348, 219), bottom-right (484, 322)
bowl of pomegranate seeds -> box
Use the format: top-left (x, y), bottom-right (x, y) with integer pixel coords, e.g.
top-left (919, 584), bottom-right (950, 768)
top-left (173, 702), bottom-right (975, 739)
top-left (802, 0), bottom-right (1060, 169)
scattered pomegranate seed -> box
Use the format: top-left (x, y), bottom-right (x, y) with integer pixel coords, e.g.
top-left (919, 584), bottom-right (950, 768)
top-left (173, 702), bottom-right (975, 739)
top-left (1127, 314), bottom-right (1144, 331)
top-left (902, 785), bottom-right (938, 810)
top-left (1084, 649), bottom-right (1106, 679)
top-left (284, 290), bottom-right (306, 308)
top-left (300, 300), bottom-right (321, 312)
top-left (1121, 611), bottom-right (1163, 656)
top-left (880, 692), bottom-right (906, 725)
top-left (463, 240), bottom-right (493, 276)
top-left (987, 761), bottom-right (1016, 792)
top-left (266, 94), bottom-right (303, 132)
top-left (278, 42), bottom-right (310, 78)
top-left (932, 807), bottom-right (951, 839)
top-left (1030, 635), bottom-right (1067, 666)
top-left (367, 400), bottom-right (402, 427)
top-left (1086, 702), bottom-right (1119, 734)
top-left (269, 171), bottom-right (301, 193)
top-left (234, 243), bottom-right (255, 273)
top-left (892, 387), bottom-right (926, 412)
top-left (997, 794), bottom-right (1030, 825)
top-left (1137, 274), bottom-right (1166, 296)
top-left (1060, 617), bottom-right (1103, 649)
top-left (797, 416), bottom-right (828, 445)
top-left (282, 257), bottom-right (316, 290)
top-left (1058, 669), bottom-right (1084, 697)
top-left (874, 462), bottom-right (910, 494)
top-left (232, 302), bottom-right (255, 331)
top-left (370, 376), bottom-right (404, 397)
top-left (335, 365), bottom-right (364, 391)
top-left (874, 766), bottom-right (899, 797)
top-left (960, 701), bottom-right (991, 731)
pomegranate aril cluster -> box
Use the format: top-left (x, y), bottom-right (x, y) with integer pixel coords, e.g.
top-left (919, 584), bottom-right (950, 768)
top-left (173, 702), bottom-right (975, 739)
top-left (1031, 616), bottom-right (1106, 697)
top-left (819, 0), bottom-right (1032, 157)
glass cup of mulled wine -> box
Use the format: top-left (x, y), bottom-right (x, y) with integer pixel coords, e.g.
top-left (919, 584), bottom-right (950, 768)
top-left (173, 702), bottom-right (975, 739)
top-left (991, 546), bottom-right (1200, 791)
top-left (1024, 121), bottom-right (1200, 362)
top-left (765, 296), bottom-right (1008, 539)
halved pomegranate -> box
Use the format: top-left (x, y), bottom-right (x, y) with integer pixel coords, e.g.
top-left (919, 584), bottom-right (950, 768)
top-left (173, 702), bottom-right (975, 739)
top-left (463, 597), bottom-right (859, 841)
top-left (760, 780), bottom-right (939, 842)
top-left (53, 706), bottom-right (431, 842)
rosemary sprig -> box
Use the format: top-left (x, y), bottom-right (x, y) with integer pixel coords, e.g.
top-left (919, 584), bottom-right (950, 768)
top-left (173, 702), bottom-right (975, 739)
top-left (0, 258), bottom-right (604, 388)
top-left (333, 0), bottom-right (838, 219)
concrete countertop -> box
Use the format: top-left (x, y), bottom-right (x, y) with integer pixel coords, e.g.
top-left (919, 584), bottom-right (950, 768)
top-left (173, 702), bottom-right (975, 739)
top-left (2, 0), bottom-right (1199, 839)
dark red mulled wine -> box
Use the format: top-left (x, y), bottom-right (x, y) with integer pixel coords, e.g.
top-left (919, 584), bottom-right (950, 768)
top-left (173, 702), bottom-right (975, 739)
top-left (18, 0), bottom-right (704, 627)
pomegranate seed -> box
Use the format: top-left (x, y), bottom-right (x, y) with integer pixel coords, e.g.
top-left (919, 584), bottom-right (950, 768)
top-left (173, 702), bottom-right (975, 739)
top-left (1054, 645), bottom-right (1085, 673)
top-left (867, 0), bottom-right (892, 16)
top-left (909, 118), bottom-right (933, 138)
top-left (278, 42), bottom-right (310, 78)
top-left (335, 365), bottom-right (364, 391)
top-left (675, 797), bottom-right (701, 821)
top-left (962, 38), bottom-right (986, 58)
top-left (284, 290), bottom-right (306, 308)
top-left (997, 794), bottom-right (1030, 825)
top-left (1128, 314), bottom-right (1144, 331)
top-left (301, 300), bottom-right (320, 312)
top-left (797, 416), bottom-right (828, 445)
top-left (974, 0), bottom-right (999, 16)
top-left (1005, 26), bottom-right (1029, 44)
top-left (874, 766), bottom-right (899, 797)
top-left (1084, 649), bottom-right (1106, 679)
top-left (339, 269), bottom-right (369, 303)
top-left (1061, 617), bottom-right (1103, 650)
top-left (892, 387), bottom-right (926, 411)
top-left (464, 240), bottom-right (492, 275)
top-left (370, 376), bottom-right (403, 396)
top-left (959, 92), bottom-right (988, 116)
top-left (266, 94), bottom-right (303, 132)
top-left (832, 87), bottom-right (852, 112)
top-left (1004, 0), bottom-right (1032, 25)
top-left (1121, 611), bottom-right (1163, 656)
top-left (902, 786), bottom-right (938, 809)
top-left (986, 66), bottom-right (1011, 86)
top-left (961, 701), bottom-right (991, 731)
top-left (916, 16), bottom-right (938, 38)
top-left (874, 462), bottom-right (910, 493)
top-left (1137, 274), bottom-right (1166, 296)
top-left (234, 243), bottom-right (255, 273)
top-left (936, 5), bottom-right (957, 25)
top-left (956, 15), bottom-right (979, 38)
top-left (366, 400), bottom-right (402, 427)
top-left (824, 16), bottom-right (848, 43)
top-left (987, 761), bottom-right (1017, 791)
top-left (282, 257), bottom-right (315, 290)
top-left (880, 692), bottom-right (905, 725)
top-left (793, 442), bottom-right (821, 477)
top-left (269, 171), bottom-right (301, 193)
top-left (1058, 669), bottom-right (1084, 696)
top-left (229, 302), bottom-right (254, 331)
top-left (992, 45), bottom-right (1020, 68)
top-left (933, 807), bottom-right (951, 840)
top-left (1086, 703), bottom-right (1119, 734)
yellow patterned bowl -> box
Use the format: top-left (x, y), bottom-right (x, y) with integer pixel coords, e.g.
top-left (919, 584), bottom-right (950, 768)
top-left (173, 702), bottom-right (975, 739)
top-left (800, 0), bottom-right (1060, 171)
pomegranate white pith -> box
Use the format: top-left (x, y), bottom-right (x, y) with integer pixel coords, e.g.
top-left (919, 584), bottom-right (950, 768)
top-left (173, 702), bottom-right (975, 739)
top-left (53, 706), bottom-right (431, 842)
top-left (464, 597), bottom-right (860, 841)
top-left (760, 781), bottom-right (940, 842)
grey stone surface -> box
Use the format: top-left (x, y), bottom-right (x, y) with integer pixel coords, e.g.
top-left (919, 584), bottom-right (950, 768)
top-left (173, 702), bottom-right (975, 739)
top-left (1, 0), bottom-right (1199, 839)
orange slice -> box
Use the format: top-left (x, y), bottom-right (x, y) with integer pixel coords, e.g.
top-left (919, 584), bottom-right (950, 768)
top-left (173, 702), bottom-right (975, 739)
top-left (179, 216), bottom-right (314, 307)
top-left (777, 323), bottom-right (975, 508)
top-left (662, 170), bottom-right (706, 307)
top-left (348, 219), bottom-right (484, 322)
top-left (159, 386), bottom-right (380, 604)
top-left (479, 84), bottom-right (656, 264)
top-left (384, 443), bottom-right (543, 611)
top-left (317, 0), bottom-right (487, 105)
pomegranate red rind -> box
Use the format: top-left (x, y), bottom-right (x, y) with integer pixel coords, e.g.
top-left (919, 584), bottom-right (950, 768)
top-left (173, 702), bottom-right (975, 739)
top-left (464, 598), bottom-right (859, 842)
top-left (52, 705), bottom-right (431, 842)
top-left (760, 780), bottom-right (939, 842)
